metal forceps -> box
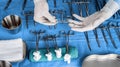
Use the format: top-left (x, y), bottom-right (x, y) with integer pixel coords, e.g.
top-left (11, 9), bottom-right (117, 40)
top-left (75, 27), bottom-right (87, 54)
top-left (23, 11), bottom-right (34, 29)
top-left (63, 0), bottom-right (74, 19)
top-left (83, 0), bottom-right (89, 16)
top-left (84, 32), bottom-right (92, 51)
top-left (74, 0), bottom-right (91, 51)
top-left (52, 34), bottom-right (59, 50)
top-left (53, 0), bottom-right (57, 8)
top-left (93, 29), bottom-right (101, 47)
top-left (85, 0), bottom-right (101, 48)
top-left (106, 23), bottom-right (117, 49)
top-left (99, 25), bottom-right (108, 45)
top-left (109, 22), bottom-right (120, 41)
top-left (59, 30), bottom-right (74, 54)
top-left (4, 0), bottom-right (12, 10)
top-left (30, 30), bottom-right (45, 51)
top-left (43, 36), bottom-right (51, 53)
top-left (22, 0), bottom-right (27, 10)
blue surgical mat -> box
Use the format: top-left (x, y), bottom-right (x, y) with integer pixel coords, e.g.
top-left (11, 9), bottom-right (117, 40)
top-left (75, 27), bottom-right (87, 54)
top-left (0, 0), bottom-right (120, 67)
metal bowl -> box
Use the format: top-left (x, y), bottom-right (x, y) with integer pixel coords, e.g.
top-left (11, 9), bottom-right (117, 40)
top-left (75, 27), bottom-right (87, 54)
top-left (82, 54), bottom-right (120, 67)
top-left (2, 15), bottom-right (22, 34)
top-left (0, 60), bottom-right (12, 67)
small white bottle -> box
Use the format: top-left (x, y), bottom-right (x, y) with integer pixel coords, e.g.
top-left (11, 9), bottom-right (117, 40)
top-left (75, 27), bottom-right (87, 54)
top-left (45, 52), bottom-right (52, 61)
top-left (64, 53), bottom-right (71, 64)
top-left (33, 51), bottom-right (41, 61)
top-left (55, 48), bottom-right (62, 58)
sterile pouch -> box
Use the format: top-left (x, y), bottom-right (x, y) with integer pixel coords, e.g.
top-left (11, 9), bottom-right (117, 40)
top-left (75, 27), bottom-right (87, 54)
top-left (0, 38), bottom-right (26, 62)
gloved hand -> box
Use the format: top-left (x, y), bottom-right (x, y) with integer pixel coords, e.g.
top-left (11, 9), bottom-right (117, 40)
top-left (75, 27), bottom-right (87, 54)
top-left (34, 0), bottom-right (57, 25)
top-left (68, 0), bottom-right (120, 32)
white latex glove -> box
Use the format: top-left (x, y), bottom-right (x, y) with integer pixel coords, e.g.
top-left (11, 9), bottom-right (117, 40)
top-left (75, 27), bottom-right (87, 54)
top-left (45, 52), bottom-right (52, 61)
top-left (55, 48), bottom-right (62, 58)
top-left (0, 38), bottom-right (26, 62)
top-left (33, 51), bottom-right (41, 61)
top-left (68, 0), bottom-right (120, 32)
top-left (34, 0), bottom-right (57, 25)
top-left (64, 54), bottom-right (71, 64)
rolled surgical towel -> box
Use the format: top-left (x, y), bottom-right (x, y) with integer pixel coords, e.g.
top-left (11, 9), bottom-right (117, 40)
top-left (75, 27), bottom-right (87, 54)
top-left (0, 38), bottom-right (26, 62)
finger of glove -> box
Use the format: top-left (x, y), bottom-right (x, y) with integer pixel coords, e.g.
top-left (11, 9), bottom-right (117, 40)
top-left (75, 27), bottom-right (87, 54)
top-left (73, 14), bottom-right (85, 21)
top-left (69, 23), bottom-right (83, 28)
top-left (39, 17), bottom-right (57, 25)
top-left (44, 12), bottom-right (57, 23)
top-left (68, 19), bottom-right (83, 25)
top-left (71, 27), bottom-right (93, 32)
top-left (68, 19), bottom-right (84, 28)
top-left (42, 16), bottom-right (57, 25)
top-left (69, 22), bottom-right (75, 27)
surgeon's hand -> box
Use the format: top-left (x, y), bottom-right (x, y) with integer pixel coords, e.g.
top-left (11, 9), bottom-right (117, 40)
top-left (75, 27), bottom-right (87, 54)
top-left (68, 12), bottom-right (105, 32)
top-left (68, 0), bottom-right (120, 32)
top-left (34, 0), bottom-right (57, 25)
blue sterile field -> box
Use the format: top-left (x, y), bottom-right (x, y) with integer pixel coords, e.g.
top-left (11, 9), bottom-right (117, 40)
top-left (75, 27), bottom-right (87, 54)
top-left (0, 0), bottom-right (120, 67)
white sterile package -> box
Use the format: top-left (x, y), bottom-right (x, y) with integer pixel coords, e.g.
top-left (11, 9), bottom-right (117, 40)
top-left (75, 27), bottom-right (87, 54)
top-left (82, 54), bottom-right (120, 67)
top-left (0, 38), bottom-right (26, 62)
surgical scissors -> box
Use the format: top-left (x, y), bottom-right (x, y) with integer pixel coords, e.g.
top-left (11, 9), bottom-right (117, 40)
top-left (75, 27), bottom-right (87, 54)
top-left (93, 29), bottom-right (101, 47)
top-left (84, 32), bottom-right (92, 51)
top-left (23, 11), bottom-right (34, 28)
top-left (43, 36), bottom-right (50, 53)
top-left (52, 35), bottom-right (59, 50)
top-left (99, 25), bottom-right (108, 45)
top-left (59, 30), bottom-right (74, 54)
top-left (106, 23), bottom-right (117, 49)
top-left (109, 22), bottom-right (120, 41)
top-left (30, 30), bottom-right (45, 51)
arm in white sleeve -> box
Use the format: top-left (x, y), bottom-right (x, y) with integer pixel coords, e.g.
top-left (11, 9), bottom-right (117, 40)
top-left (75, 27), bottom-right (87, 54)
top-left (68, 0), bottom-right (120, 32)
